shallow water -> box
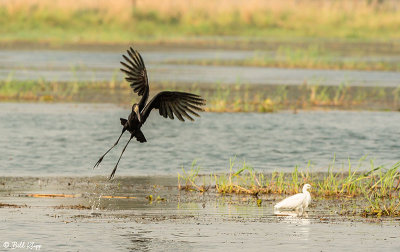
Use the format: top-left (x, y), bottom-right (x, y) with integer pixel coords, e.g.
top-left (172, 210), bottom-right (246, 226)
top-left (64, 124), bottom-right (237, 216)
top-left (1, 176), bottom-right (399, 251)
top-left (1, 103), bottom-right (399, 177)
top-left (2, 207), bottom-right (399, 251)
top-left (1, 46), bottom-right (400, 251)
top-left (1, 49), bottom-right (400, 86)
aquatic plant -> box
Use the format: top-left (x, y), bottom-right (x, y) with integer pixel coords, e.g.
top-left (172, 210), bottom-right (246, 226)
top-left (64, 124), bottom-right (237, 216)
top-left (165, 45), bottom-right (400, 72)
top-left (178, 160), bottom-right (209, 192)
top-left (179, 156), bottom-right (400, 217)
top-left (1, 79), bottom-right (399, 112)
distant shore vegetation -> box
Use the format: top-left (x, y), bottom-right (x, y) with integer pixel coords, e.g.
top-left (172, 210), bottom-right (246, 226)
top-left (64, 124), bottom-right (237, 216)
top-left (1, 0), bottom-right (400, 44)
top-left (1, 80), bottom-right (400, 112)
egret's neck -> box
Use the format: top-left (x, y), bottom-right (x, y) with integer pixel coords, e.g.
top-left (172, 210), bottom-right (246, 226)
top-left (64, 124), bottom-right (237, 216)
top-left (303, 188), bottom-right (309, 194)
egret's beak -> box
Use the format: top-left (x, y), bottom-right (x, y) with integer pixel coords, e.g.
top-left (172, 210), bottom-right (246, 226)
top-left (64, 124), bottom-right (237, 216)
top-left (134, 105), bottom-right (141, 122)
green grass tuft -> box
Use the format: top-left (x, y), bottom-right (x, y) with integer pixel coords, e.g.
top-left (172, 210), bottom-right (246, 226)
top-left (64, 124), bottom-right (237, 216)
top-left (179, 156), bottom-right (400, 217)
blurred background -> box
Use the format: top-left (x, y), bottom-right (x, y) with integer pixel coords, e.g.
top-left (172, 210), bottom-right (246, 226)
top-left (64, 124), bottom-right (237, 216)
top-left (0, 0), bottom-right (400, 176)
top-left (1, 0), bottom-right (400, 43)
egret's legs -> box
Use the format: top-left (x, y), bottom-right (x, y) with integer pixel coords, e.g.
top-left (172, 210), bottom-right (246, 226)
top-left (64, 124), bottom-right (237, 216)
top-left (296, 207), bottom-right (304, 217)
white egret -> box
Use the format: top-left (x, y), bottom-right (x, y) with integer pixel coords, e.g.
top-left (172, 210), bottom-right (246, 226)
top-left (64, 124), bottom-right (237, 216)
top-left (274, 184), bottom-right (312, 216)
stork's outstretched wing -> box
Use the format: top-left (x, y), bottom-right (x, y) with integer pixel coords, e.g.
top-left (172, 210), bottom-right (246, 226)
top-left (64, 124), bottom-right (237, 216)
top-left (120, 47), bottom-right (149, 109)
top-left (141, 91), bottom-right (206, 123)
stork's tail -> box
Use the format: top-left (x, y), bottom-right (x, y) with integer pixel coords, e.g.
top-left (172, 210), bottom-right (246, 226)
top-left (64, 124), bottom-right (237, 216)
top-left (120, 118), bottom-right (127, 126)
top-left (134, 129), bottom-right (147, 143)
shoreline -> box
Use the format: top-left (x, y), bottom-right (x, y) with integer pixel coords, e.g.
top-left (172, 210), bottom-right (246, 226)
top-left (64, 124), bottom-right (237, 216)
top-left (1, 82), bottom-right (399, 112)
top-left (2, 163), bottom-right (400, 219)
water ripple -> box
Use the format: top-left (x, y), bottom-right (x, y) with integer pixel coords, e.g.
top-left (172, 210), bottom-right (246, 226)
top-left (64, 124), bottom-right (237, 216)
top-left (1, 103), bottom-right (400, 176)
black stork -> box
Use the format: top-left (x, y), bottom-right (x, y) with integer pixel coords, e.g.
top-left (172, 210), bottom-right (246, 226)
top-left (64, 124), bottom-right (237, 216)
top-left (93, 47), bottom-right (206, 179)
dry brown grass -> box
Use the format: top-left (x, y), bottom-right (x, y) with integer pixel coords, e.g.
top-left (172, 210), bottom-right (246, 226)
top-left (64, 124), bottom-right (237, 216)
top-left (0, 0), bottom-right (134, 23)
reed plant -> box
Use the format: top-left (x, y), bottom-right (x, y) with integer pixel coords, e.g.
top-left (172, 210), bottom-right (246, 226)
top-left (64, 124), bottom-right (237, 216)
top-left (2, 79), bottom-right (400, 112)
top-left (168, 45), bottom-right (400, 72)
top-left (179, 156), bottom-right (400, 217)
top-left (177, 160), bottom-right (209, 192)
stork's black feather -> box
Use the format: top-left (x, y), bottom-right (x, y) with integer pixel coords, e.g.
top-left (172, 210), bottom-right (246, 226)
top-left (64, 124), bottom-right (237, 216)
top-left (141, 91), bottom-right (206, 123)
top-left (120, 47), bottom-right (149, 111)
top-left (94, 47), bottom-right (206, 180)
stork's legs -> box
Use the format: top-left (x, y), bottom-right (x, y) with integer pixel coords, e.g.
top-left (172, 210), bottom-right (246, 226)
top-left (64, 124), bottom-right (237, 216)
top-left (93, 128), bottom-right (126, 169)
top-left (109, 134), bottom-right (134, 180)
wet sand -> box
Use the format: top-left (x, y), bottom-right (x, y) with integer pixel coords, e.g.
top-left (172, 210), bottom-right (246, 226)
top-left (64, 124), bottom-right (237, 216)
top-left (1, 176), bottom-right (399, 251)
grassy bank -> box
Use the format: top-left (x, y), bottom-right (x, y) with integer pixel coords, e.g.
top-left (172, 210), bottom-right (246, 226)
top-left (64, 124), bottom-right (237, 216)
top-left (1, 0), bottom-right (400, 45)
top-left (1, 80), bottom-right (400, 112)
top-left (166, 45), bottom-right (400, 72)
top-left (178, 157), bottom-right (400, 217)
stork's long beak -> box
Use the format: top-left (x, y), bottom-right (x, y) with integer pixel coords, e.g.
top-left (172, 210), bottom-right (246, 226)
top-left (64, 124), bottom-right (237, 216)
top-left (134, 105), bottom-right (141, 122)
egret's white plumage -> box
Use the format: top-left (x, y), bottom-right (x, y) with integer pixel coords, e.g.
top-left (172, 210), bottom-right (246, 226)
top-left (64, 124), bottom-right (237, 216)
top-left (274, 184), bottom-right (312, 216)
